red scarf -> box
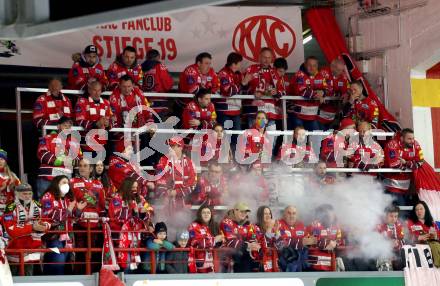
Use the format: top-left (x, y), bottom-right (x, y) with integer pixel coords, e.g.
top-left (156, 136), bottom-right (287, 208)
top-left (117, 218), bottom-right (143, 270)
top-left (101, 221), bottom-right (120, 271)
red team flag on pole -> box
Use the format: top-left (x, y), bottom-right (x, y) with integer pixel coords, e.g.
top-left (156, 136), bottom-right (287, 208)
top-left (414, 163), bottom-right (440, 221)
top-left (101, 220), bottom-right (120, 271)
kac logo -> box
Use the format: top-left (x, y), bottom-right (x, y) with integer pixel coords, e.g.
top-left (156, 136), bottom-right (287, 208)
top-left (232, 15), bottom-right (296, 62)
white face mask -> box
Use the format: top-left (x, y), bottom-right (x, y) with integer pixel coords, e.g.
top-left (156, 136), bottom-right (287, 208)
top-left (60, 184), bottom-right (70, 196)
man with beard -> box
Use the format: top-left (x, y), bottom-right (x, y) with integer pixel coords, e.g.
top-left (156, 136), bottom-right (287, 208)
top-left (68, 45), bottom-right (108, 90)
top-left (193, 162), bottom-right (228, 206)
top-left (107, 46), bottom-right (143, 90)
top-left (220, 202), bottom-right (262, 272)
top-left (3, 184), bottom-right (48, 275)
top-left (310, 161), bottom-right (336, 187)
top-left (383, 128), bottom-right (424, 206)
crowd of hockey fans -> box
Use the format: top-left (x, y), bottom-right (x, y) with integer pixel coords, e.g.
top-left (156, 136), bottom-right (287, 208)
top-left (0, 44), bottom-right (437, 276)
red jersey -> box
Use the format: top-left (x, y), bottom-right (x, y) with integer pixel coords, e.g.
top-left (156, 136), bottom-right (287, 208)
top-left (0, 168), bottom-right (20, 216)
top-left (75, 96), bottom-right (112, 151)
top-left (344, 96), bottom-right (379, 127)
top-left (107, 56), bottom-right (143, 90)
top-left (306, 220), bottom-right (344, 271)
top-left (347, 137), bottom-right (383, 171)
top-left (182, 100), bottom-right (217, 130)
top-left (383, 139), bottom-right (424, 194)
top-left (242, 64), bottom-right (286, 120)
top-left (67, 58), bottom-right (108, 90)
top-left (179, 64), bottom-right (219, 94)
top-left (406, 219), bottom-right (440, 244)
top-left (288, 69), bottom-right (330, 121)
top-left (376, 221), bottom-right (405, 250)
top-left (216, 66), bottom-right (243, 116)
top-left (108, 193), bottom-right (153, 231)
top-left (40, 192), bottom-right (75, 243)
top-left (320, 133), bottom-right (349, 168)
top-left (310, 174), bottom-right (337, 189)
top-left (220, 218), bottom-right (263, 250)
top-left (71, 177), bottom-right (106, 228)
top-left (155, 154), bottom-right (197, 210)
top-left (109, 87), bottom-right (153, 129)
top-left (238, 128), bottom-right (272, 165)
top-left (142, 61), bottom-right (174, 115)
top-left (33, 92), bottom-right (73, 129)
top-left (317, 71), bottom-right (349, 124)
top-left (193, 174), bottom-right (227, 206)
top-left (188, 221), bottom-right (216, 272)
top-left (277, 143), bottom-right (317, 167)
top-left (37, 132), bottom-right (81, 181)
top-left (2, 200), bottom-right (44, 262)
top-left (277, 219), bottom-right (307, 250)
top-left (108, 154), bottom-right (150, 196)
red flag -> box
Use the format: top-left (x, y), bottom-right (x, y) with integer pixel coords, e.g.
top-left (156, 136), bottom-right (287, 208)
top-left (414, 163), bottom-right (440, 220)
top-left (99, 269), bottom-right (124, 286)
top-left (102, 221), bottom-right (120, 271)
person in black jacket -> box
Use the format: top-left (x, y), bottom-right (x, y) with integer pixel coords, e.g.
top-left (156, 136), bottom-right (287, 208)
top-left (166, 230), bottom-right (190, 273)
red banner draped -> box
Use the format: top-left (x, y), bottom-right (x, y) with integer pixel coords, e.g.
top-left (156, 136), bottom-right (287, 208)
top-left (305, 7), bottom-right (401, 132)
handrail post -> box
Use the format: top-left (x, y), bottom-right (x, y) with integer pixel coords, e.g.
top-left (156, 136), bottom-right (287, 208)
top-left (150, 249), bottom-right (156, 274)
top-left (19, 251), bottom-right (25, 276)
top-left (282, 98), bottom-right (288, 131)
top-left (15, 88), bottom-right (25, 180)
top-left (272, 248), bottom-right (279, 272)
top-left (86, 220), bottom-right (92, 275)
top-left (331, 250), bottom-right (336, 271)
top-left (213, 248), bottom-right (220, 273)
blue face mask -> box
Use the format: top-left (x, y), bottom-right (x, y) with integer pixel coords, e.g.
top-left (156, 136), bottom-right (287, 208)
top-left (256, 118), bottom-right (266, 129)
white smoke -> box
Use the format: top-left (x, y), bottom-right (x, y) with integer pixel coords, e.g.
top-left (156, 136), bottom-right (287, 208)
top-left (273, 168), bottom-right (395, 260)
top-left (221, 163), bottom-right (395, 260)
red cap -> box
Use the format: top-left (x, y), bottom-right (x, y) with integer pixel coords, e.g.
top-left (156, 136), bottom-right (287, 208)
top-left (339, 118), bottom-right (355, 130)
top-left (168, 136), bottom-right (184, 147)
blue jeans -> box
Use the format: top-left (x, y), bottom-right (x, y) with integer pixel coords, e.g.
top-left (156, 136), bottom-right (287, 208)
top-left (36, 178), bottom-right (51, 200)
top-left (279, 247), bottom-right (309, 272)
top-left (43, 239), bottom-right (68, 275)
top-left (287, 113), bottom-right (320, 131)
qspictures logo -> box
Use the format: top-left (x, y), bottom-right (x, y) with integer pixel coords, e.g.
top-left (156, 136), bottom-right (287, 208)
top-left (232, 15), bottom-right (296, 62)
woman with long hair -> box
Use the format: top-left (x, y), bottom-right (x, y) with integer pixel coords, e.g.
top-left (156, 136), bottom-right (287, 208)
top-left (94, 160), bottom-right (114, 199)
top-left (40, 175), bottom-right (86, 275)
top-left (255, 205), bottom-right (279, 272)
top-left (0, 149), bottom-right (20, 216)
top-left (256, 206), bottom-right (279, 245)
top-left (109, 177), bottom-right (154, 272)
top-left (407, 201), bottom-right (440, 243)
top-left (187, 204), bottom-right (224, 273)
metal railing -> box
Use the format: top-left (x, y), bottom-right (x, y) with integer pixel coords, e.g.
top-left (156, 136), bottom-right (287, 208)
top-left (14, 86), bottom-right (400, 180)
top-left (4, 218), bottom-right (282, 276)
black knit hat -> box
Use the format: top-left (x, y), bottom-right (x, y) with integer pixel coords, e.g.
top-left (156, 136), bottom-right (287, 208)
top-left (154, 222), bottom-right (167, 234)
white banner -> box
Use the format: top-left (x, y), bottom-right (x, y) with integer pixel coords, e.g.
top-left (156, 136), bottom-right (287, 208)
top-left (0, 6), bottom-right (303, 73)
